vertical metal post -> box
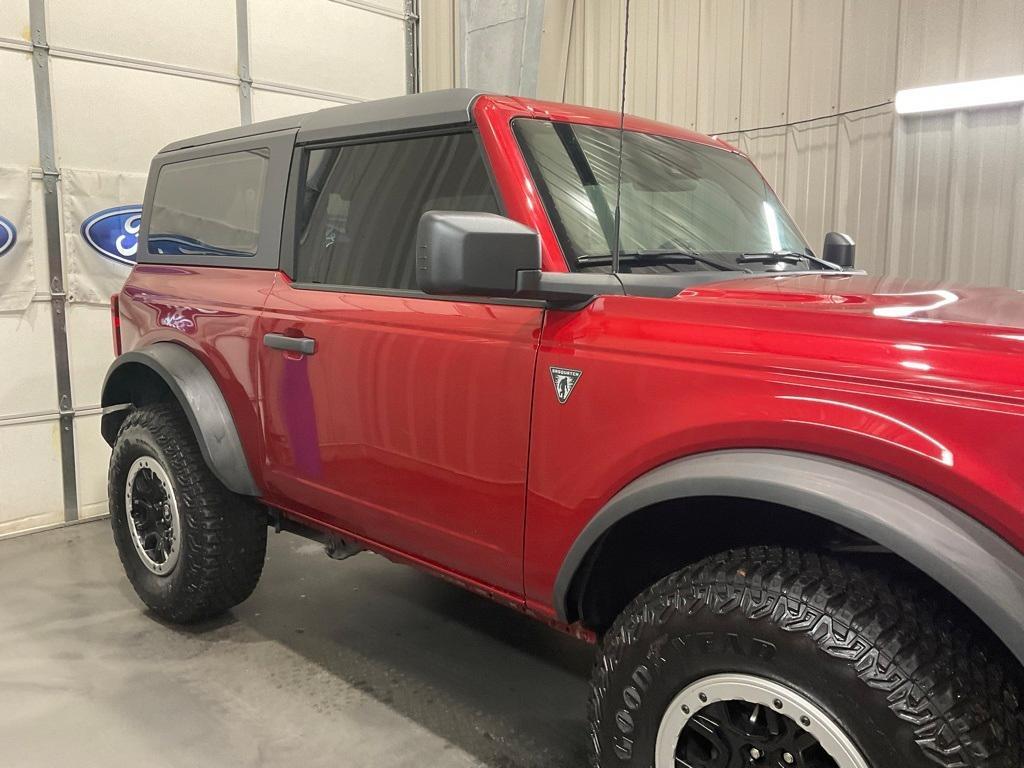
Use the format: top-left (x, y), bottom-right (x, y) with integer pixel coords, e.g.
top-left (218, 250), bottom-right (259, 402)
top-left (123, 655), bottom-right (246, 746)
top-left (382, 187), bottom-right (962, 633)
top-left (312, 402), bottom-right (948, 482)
top-left (29, 0), bottom-right (79, 522)
top-left (236, 0), bottom-right (253, 125)
top-left (405, 0), bottom-right (420, 94)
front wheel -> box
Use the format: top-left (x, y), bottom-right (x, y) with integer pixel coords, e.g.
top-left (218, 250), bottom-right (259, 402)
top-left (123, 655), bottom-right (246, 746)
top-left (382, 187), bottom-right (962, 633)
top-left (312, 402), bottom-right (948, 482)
top-left (588, 547), bottom-right (1023, 768)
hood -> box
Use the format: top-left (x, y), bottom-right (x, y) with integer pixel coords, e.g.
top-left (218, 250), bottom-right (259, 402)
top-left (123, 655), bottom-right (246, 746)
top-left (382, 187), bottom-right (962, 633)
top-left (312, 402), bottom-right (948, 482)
top-left (679, 272), bottom-right (1024, 340)
top-left (610, 272), bottom-right (1024, 400)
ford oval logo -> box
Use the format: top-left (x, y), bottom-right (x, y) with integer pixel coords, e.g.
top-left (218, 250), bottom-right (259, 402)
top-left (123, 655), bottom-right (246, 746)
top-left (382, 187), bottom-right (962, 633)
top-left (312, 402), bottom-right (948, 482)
top-left (0, 215), bottom-right (16, 257)
top-left (82, 205), bottom-right (142, 265)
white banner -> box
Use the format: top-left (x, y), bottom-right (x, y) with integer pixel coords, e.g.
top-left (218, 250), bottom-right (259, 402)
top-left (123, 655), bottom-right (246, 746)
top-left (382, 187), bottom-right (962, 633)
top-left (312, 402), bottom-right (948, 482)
top-left (62, 168), bottom-right (147, 305)
top-left (0, 167), bottom-right (34, 313)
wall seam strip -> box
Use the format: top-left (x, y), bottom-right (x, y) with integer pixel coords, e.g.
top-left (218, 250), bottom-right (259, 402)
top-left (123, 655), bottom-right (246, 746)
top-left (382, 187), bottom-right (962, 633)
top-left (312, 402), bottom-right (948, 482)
top-left (0, 35), bottom-right (31, 52)
top-left (0, 39), bottom-right (368, 106)
top-left (45, 45), bottom-right (239, 84)
top-left (28, 0), bottom-right (79, 523)
top-left (330, 0), bottom-right (409, 21)
top-left (251, 79), bottom-right (365, 104)
top-left (405, 0), bottom-right (420, 94)
top-left (236, 0), bottom-right (253, 125)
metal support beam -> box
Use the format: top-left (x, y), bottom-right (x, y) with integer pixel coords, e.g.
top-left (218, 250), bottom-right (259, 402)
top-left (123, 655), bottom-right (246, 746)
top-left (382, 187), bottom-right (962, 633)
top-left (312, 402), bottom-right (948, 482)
top-left (29, 0), bottom-right (79, 523)
top-left (236, 0), bottom-right (253, 125)
top-left (405, 0), bottom-right (420, 94)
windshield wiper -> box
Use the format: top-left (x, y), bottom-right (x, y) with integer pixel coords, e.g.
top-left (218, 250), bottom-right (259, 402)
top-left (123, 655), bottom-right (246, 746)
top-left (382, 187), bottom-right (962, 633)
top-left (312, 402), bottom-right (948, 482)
top-left (579, 249), bottom-right (747, 273)
top-left (738, 250), bottom-right (842, 271)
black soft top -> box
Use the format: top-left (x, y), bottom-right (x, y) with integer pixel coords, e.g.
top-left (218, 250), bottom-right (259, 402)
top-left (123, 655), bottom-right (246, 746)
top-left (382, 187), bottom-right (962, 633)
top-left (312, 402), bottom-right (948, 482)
top-left (159, 88), bottom-right (487, 153)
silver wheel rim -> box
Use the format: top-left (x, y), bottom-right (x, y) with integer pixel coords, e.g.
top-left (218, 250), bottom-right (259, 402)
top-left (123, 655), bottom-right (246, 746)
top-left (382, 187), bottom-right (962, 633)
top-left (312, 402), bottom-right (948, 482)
top-left (124, 456), bottom-right (181, 575)
top-left (655, 673), bottom-right (869, 768)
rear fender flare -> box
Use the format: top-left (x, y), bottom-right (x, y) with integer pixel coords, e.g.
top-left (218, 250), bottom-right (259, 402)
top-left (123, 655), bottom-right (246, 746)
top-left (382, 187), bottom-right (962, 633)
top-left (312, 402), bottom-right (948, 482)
top-left (554, 449), bottom-right (1024, 664)
top-left (101, 343), bottom-right (260, 496)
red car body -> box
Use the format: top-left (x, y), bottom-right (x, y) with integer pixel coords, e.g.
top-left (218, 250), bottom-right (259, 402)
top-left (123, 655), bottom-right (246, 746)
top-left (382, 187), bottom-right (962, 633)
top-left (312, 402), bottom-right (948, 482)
top-left (112, 94), bottom-right (1024, 645)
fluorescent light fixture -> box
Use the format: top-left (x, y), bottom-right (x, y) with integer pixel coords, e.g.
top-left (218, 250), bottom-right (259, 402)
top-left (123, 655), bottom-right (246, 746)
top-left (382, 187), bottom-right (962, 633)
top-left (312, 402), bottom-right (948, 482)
top-left (895, 74), bottom-right (1024, 115)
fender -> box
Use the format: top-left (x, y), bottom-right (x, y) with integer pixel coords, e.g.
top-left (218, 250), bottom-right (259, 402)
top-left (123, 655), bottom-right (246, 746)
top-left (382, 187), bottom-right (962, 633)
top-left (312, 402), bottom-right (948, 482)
top-left (100, 343), bottom-right (260, 496)
top-left (554, 449), bottom-right (1024, 664)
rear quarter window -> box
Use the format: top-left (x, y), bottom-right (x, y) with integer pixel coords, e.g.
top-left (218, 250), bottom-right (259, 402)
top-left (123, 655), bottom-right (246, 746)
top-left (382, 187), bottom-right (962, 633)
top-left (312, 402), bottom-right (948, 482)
top-left (147, 149), bottom-right (270, 257)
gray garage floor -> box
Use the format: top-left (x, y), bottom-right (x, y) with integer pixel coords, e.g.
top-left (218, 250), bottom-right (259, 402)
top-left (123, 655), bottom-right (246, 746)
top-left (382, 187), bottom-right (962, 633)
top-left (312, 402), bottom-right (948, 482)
top-left (0, 520), bottom-right (592, 768)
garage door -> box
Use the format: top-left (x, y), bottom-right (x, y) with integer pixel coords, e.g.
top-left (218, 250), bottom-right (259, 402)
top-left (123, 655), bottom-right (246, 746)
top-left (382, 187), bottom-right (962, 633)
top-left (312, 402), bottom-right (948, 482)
top-left (0, 0), bottom-right (414, 536)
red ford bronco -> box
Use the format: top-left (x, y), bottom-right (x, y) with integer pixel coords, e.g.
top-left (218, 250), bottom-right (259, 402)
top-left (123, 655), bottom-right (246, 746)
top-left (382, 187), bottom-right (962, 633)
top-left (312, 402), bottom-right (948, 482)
top-left (102, 90), bottom-right (1024, 767)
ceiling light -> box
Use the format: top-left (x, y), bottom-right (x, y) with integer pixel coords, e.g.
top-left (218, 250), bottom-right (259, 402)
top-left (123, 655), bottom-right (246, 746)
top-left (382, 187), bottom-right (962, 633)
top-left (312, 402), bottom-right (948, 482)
top-left (895, 74), bottom-right (1024, 115)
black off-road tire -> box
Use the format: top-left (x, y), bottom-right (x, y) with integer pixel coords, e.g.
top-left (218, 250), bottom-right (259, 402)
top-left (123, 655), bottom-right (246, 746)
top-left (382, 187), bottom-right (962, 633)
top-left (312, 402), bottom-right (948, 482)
top-left (109, 403), bottom-right (267, 623)
top-left (589, 546), bottom-right (1024, 768)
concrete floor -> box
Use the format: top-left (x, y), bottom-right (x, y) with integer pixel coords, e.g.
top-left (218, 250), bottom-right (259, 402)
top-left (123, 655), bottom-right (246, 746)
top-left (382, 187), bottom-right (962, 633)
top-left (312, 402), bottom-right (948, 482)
top-left (0, 520), bottom-right (592, 768)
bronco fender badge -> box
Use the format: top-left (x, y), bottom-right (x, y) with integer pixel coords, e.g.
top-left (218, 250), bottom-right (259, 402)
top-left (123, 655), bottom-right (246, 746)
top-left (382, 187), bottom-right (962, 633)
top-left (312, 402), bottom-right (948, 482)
top-left (550, 367), bottom-right (582, 404)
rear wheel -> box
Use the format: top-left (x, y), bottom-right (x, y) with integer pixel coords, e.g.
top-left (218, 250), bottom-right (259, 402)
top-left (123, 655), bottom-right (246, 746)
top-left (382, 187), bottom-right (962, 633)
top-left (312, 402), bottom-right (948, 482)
top-left (109, 403), bottom-right (266, 623)
top-left (588, 547), bottom-right (1024, 768)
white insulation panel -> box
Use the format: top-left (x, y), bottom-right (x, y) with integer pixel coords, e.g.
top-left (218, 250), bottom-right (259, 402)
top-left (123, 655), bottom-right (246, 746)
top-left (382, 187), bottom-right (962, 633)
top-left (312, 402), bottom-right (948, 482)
top-left (47, 0), bottom-right (239, 75)
top-left (0, 0), bottom-right (30, 41)
top-left (251, 89), bottom-right (351, 123)
top-left (0, 418), bottom-right (64, 535)
top-left (50, 58), bottom-right (240, 172)
top-left (74, 411), bottom-right (110, 520)
top-left (248, 0), bottom-right (406, 100)
top-left (0, 49), bottom-right (40, 168)
top-left (0, 302), bottom-right (57, 420)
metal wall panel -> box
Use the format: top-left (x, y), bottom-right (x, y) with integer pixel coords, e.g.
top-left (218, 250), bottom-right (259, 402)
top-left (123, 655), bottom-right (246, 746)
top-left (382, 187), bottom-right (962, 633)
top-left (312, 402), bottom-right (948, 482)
top-left (739, 0), bottom-right (792, 130)
top-left (839, 0), bottom-right (899, 111)
top-left (654, 0), bottom-right (700, 129)
top-left (625, 0), bottom-right (660, 118)
top-left (957, 0), bottom-right (1024, 80)
top-left (786, 0), bottom-right (842, 124)
top-left (944, 107), bottom-right (1023, 287)
top-left (887, 112), bottom-right (956, 281)
top-left (581, 0), bottom-right (624, 111)
top-left (696, 0), bottom-right (743, 134)
top-left (895, 0), bottom-right (964, 88)
top-left (421, 0), bottom-right (459, 91)
top-left (562, 0), bottom-right (587, 105)
top-left (835, 108), bottom-right (894, 274)
top-left (782, 120), bottom-right (839, 249)
top-left (739, 127), bottom-right (788, 192)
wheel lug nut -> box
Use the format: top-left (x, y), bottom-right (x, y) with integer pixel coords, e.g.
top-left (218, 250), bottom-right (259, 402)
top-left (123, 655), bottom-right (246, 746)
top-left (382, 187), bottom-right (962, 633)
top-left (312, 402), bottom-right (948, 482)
top-left (783, 753), bottom-right (795, 765)
top-left (749, 747), bottom-right (763, 760)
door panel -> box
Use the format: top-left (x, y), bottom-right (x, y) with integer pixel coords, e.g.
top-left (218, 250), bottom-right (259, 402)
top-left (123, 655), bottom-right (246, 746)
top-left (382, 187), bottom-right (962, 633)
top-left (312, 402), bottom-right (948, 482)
top-left (258, 278), bottom-right (543, 594)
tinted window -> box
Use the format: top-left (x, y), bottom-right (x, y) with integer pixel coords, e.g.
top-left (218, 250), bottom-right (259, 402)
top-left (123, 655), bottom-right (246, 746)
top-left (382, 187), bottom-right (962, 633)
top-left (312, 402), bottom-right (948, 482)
top-left (148, 149), bottom-right (269, 256)
top-left (295, 132), bottom-right (499, 290)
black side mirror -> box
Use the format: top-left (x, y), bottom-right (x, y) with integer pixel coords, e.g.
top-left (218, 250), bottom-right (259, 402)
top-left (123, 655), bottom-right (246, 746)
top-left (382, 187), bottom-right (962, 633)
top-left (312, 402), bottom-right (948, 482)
top-left (823, 232), bottom-right (855, 269)
top-left (416, 211), bottom-right (541, 297)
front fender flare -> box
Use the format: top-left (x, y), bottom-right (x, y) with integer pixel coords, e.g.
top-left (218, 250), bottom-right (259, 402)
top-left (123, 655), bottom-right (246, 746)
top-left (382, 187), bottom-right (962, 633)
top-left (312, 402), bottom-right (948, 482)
top-left (554, 449), bottom-right (1024, 664)
top-left (101, 343), bottom-right (260, 496)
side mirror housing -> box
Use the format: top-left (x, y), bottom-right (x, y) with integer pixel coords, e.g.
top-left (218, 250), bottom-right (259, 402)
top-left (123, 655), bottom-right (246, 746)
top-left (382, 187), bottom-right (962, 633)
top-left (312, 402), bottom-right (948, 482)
top-left (416, 211), bottom-right (541, 297)
top-left (823, 231), bottom-right (855, 269)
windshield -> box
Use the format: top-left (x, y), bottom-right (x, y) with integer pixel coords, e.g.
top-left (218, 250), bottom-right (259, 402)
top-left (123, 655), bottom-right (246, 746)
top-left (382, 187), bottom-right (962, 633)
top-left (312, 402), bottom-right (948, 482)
top-left (514, 118), bottom-right (819, 274)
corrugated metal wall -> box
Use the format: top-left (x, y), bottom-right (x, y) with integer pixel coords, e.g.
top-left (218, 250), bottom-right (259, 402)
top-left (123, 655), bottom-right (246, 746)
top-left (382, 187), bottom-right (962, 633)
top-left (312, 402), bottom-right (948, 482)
top-left (423, 0), bottom-right (1024, 287)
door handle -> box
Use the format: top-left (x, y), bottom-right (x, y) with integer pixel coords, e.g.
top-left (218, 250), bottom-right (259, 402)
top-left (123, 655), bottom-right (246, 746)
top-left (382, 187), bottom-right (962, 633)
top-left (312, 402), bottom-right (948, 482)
top-left (263, 333), bottom-right (316, 356)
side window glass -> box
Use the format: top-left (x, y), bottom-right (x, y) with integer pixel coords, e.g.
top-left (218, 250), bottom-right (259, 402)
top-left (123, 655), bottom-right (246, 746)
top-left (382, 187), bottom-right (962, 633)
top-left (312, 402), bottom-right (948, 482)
top-left (148, 149), bottom-right (269, 256)
top-left (295, 132), bottom-right (500, 290)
